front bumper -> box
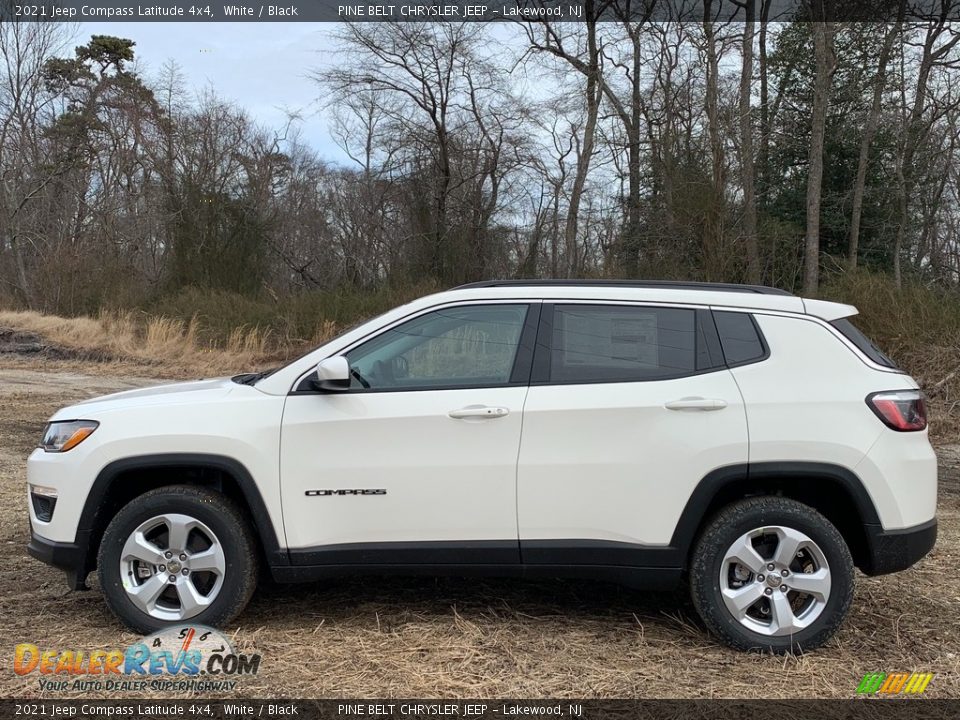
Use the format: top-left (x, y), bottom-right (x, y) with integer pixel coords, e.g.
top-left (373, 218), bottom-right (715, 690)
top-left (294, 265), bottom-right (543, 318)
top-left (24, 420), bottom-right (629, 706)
top-left (860, 518), bottom-right (937, 576)
top-left (27, 530), bottom-right (93, 590)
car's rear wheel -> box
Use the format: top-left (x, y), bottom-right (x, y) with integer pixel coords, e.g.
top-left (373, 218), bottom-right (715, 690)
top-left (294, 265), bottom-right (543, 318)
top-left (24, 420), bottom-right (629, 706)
top-left (690, 496), bottom-right (854, 653)
top-left (98, 485), bottom-right (258, 633)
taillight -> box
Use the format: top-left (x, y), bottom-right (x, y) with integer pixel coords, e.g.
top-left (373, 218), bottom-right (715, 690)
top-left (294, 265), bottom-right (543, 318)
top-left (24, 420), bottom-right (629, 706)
top-left (866, 390), bottom-right (927, 432)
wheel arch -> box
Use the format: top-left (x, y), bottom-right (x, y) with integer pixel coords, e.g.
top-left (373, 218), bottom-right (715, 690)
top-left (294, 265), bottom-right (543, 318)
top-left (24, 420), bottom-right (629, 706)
top-left (672, 462), bottom-right (880, 573)
top-left (81, 453), bottom-right (287, 575)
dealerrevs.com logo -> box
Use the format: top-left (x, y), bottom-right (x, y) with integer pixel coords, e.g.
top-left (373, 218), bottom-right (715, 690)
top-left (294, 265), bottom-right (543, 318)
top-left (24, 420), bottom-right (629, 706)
top-left (14, 625), bottom-right (261, 693)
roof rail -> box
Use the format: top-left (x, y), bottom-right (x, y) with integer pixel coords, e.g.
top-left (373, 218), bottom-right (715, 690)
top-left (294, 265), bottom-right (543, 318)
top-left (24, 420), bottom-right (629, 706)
top-left (452, 279), bottom-right (794, 296)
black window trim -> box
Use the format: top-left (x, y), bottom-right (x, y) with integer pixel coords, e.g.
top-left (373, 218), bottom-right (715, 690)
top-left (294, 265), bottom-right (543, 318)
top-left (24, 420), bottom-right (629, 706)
top-left (291, 301), bottom-right (541, 395)
top-left (710, 309), bottom-right (771, 369)
top-left (829, 316), bottom-right (899, 370)
top-left (698, 307), bottom-right (726, 370)
top-left (530, 301), bottom-right (729, 387)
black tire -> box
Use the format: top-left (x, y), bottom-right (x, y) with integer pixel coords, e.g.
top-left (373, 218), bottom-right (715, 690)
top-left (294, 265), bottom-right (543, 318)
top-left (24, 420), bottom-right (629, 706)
top-left (690, 496), bottom-right (854, 654)
top-left (98, 485), bottom-right (258, 634)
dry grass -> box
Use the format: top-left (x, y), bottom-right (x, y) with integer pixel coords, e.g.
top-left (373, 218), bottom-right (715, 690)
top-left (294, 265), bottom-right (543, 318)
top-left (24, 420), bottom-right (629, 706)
top-left (0, 309), bottom-right (326, 378)
top-left (0, 364), bottom-right (957, 700)
top-left (897, 344), bottom-right (960, 443)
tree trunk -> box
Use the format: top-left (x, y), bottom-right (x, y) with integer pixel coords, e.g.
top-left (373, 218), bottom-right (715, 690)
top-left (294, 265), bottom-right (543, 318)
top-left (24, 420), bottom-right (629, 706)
top-left (804, 19), bottom-right (834, 295)
top-left (9, 234), bottom-right (35, 307)
top-left (893, 159), bottom-right (906, 287)
top-left (620, 34), bottom-right (644, 277)
top-left (703, 12), bottom-right (725, 282)
top-left (565, 7), bottom-right (601, 278)
top-left (848, 14), bottom-right (901, 268)
top-left (757, 0), bottom-right (771, 211)
top-left (739, 2), bottom-right (760, 283)
top-left (433, 128), bottom-right (451, 283)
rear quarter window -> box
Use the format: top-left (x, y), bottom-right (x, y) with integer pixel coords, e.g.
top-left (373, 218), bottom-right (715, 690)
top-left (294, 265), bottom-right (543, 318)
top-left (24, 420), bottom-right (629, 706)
top-left (830, 317), bottom-right (899, 369)
top-left (713, 311), bottom-right (767, 366)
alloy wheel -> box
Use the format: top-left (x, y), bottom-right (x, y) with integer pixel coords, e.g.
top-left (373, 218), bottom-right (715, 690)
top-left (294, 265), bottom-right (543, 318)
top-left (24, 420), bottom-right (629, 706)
top-left (719, 525), bottom-right (832, 637)
top-left (119, 513), bottom-right (226, 621)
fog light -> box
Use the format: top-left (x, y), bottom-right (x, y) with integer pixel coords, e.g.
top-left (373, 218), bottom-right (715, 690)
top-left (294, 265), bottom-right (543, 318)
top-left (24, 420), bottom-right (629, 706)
top-left (30, 486), bottom-right (58, 522)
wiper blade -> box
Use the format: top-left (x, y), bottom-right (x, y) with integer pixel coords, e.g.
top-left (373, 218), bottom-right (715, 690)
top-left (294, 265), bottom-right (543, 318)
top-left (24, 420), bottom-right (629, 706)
top-left (232, 369), bottom-right (274, 385)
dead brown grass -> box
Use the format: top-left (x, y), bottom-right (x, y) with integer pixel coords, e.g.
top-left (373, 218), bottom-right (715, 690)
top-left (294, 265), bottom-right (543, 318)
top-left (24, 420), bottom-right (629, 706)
top-left (0, 365), bottom-right (957, 700)
top-left (0, 310), bottom-right (325, 378)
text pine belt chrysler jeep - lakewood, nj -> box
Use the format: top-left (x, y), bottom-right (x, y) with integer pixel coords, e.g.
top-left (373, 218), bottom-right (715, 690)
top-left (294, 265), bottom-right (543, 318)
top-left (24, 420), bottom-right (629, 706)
top-left (26, 280), bottom-right (937, 653)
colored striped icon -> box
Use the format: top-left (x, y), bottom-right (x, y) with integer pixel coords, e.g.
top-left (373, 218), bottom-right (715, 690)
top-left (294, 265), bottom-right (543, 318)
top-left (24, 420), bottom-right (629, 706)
top-left (857, 672), bottom-right (934, 695)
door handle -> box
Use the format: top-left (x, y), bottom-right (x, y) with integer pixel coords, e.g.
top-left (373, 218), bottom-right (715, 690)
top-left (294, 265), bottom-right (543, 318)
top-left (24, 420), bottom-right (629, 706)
top-left (664, 397), bottom-right (728, 411)
top-left (448, 405), bottom-right (510, 419)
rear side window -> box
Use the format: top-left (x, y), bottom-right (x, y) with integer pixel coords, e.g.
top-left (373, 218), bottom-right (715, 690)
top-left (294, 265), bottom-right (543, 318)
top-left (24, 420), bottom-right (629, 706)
top-left (830, 317), bottom-right (899, 369)
top-left (549, 305), bottom-right (697, 383)
top-left (713, 311), bottom-right (767, 365)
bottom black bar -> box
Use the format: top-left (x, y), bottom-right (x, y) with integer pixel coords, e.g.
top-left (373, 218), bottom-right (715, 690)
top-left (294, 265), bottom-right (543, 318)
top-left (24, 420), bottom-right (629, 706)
top-left (2, 699), bottom-right (958, 720)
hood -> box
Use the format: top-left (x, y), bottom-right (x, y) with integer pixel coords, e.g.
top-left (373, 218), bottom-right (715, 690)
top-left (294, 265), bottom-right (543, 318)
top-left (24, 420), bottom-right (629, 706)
top-left (52, 377), bottom-right (239, 419)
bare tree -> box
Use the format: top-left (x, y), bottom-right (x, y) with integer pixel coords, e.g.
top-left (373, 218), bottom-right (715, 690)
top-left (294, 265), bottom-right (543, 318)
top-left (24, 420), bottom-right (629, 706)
top-left (734, 0), bottom-right (761, 282)
top-left (0, 22), bottom-right (71, 305)
top-left (891, 9), bottom-right (960, 286)
top-left (700, 4), bottom-right (731, 281)
top-left (523, 1), bottom-right (655, 275)
top-left (848, 9), bottom-right (903, 268)
top-left (803, 12), bottom-right (835, 294)
top-left (320, 23), bottom-right (473, 284)
top-left (563, 4), bottom-right (603, 278)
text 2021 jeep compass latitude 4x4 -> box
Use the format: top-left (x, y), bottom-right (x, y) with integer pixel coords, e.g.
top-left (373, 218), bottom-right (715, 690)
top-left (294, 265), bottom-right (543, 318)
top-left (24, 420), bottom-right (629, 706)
top-left (27, 280), bottom-right (937, 652)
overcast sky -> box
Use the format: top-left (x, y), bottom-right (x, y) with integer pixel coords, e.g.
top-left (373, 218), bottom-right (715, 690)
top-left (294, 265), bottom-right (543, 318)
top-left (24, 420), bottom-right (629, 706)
top-left (79, 22), bottom-right (347, 162)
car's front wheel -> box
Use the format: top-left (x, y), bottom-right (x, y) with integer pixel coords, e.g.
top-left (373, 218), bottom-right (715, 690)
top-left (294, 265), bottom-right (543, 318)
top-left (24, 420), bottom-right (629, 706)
top-left (98, 485), bottom-right (258, 633)
top-left (690, 496), bottom-right (854, 653)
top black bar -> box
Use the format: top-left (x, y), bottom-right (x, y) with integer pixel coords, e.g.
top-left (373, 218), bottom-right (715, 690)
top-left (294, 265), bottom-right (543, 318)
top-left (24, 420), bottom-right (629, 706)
top-left (4, 0), bottom-right (958, 23)
top-left (454, 279), bottom-right (794, 296)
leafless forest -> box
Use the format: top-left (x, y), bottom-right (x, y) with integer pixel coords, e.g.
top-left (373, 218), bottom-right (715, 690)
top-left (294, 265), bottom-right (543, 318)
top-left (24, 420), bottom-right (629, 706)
top-left (2, 6), bottom-right (960, 339)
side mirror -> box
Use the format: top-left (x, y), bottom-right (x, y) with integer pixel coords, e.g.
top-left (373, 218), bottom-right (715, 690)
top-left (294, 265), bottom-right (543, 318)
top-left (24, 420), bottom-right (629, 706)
top-left (314, 356), bottom-right (351, 392)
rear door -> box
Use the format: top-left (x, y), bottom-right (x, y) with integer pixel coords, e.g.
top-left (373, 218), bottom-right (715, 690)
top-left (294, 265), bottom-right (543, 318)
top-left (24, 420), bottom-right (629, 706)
top-left (516, 302), bottom-right (749, 562)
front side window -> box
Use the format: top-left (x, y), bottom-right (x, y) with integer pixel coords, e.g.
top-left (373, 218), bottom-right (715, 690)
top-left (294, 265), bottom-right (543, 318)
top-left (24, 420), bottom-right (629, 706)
top-left (549, 305), bottom-right (697, 383)
top-left (344, 304), bottom-right (529, 390)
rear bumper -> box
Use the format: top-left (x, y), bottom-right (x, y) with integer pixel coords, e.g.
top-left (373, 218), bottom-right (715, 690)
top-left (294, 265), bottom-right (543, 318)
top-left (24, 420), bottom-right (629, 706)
top-left (27, 531), bottom-right (92, 590)
top-left (860, 518), bottom-right (937, 576)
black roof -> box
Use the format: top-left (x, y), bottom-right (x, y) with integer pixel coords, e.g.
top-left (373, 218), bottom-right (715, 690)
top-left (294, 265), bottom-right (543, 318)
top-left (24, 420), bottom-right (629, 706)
top-left (453, 279), bottom-right (794, 296)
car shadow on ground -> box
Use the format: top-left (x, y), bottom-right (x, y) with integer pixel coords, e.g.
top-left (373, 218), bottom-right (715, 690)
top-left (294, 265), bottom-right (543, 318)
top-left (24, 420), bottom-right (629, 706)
top-left (246, 574), bottom-right (700, 632)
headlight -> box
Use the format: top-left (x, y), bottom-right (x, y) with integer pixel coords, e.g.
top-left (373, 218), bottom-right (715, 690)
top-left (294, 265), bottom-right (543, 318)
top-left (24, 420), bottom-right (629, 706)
top-left (40, 420), bottom-right (99, 452)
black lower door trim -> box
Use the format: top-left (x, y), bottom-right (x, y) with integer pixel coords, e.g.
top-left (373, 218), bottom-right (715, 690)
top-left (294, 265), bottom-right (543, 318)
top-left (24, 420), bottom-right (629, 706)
top-left (520, 539), bottom-right (682, 567)
top-left (280, 539), bottom-right (683, 590)
top-left (289, 539), bottom-right (520, 566)
top-left (289, 539), bottom-right (682, 569)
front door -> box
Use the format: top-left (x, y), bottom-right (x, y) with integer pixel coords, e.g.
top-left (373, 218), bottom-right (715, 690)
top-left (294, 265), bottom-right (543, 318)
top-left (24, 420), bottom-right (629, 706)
top-left (280, 302), bottom-right (537, 565)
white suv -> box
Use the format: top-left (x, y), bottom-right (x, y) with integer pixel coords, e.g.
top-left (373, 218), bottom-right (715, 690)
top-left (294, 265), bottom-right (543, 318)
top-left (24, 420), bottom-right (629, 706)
top-left (27, 280), bottom-right (937, 653)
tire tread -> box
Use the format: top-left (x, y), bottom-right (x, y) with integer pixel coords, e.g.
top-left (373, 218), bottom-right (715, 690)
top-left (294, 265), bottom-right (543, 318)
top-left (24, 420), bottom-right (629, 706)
top-left (97, 485), bottom-right (258, 634)
top-left (689, 496), bottom-right (854, 654)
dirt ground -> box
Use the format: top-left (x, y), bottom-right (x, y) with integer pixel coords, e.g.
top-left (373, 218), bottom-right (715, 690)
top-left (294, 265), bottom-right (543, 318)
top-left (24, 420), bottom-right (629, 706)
top-left (1, 359), bottom-right (958, 699)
